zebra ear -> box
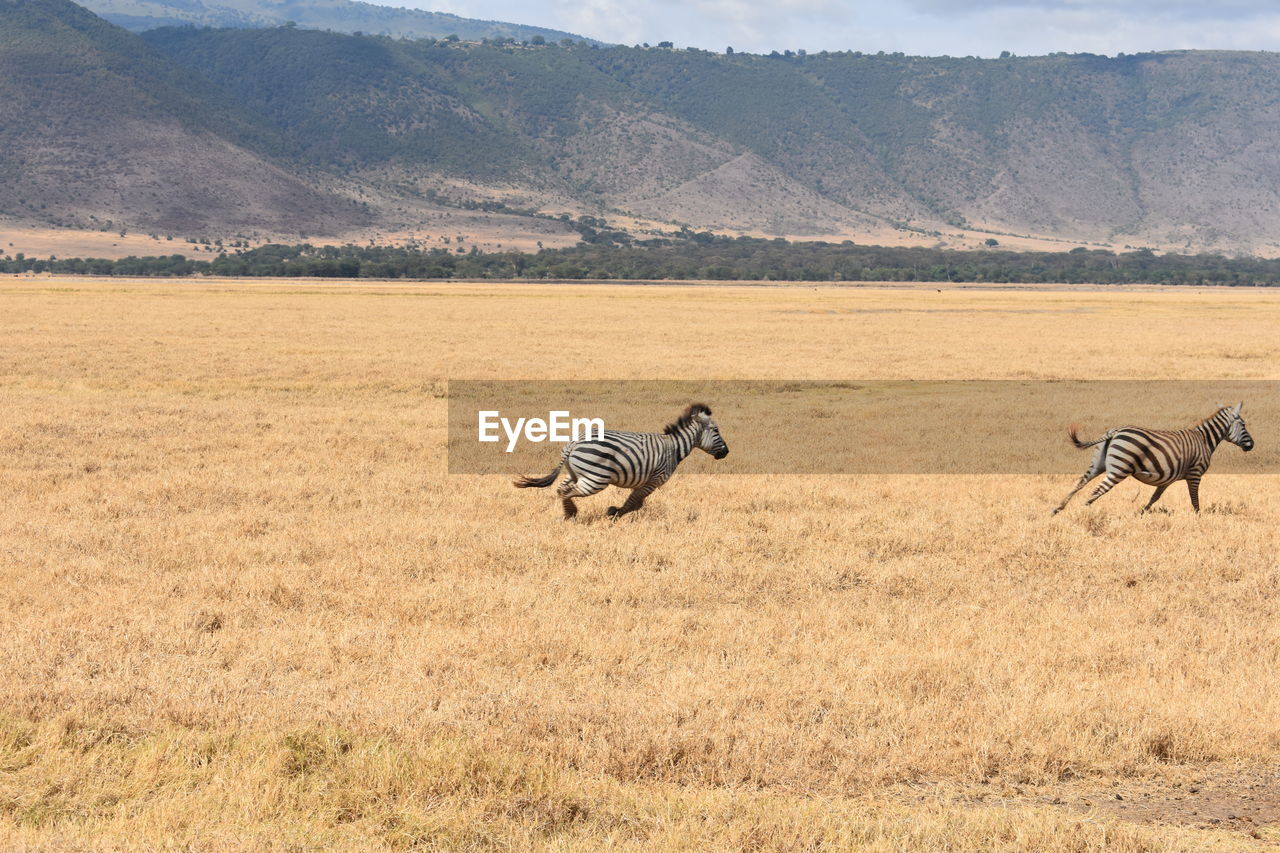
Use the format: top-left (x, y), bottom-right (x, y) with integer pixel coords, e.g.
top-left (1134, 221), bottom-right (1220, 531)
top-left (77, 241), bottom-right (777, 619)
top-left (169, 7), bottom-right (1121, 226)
top-left (1234, 401), bottom-right (1244, 415)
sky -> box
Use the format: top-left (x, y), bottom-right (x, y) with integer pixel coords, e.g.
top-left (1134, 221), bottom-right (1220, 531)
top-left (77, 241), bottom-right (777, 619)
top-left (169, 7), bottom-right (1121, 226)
top-left (401, 0), bottom-right (1280, 57)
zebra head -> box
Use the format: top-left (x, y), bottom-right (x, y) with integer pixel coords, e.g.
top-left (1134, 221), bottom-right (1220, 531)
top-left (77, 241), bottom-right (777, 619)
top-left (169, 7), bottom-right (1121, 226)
top-left (688, 406), bottom-right (729, 459)
top-left (697, 410), bottom-right (730, 459)
top-left (1227, 401), bottom-right (1254, 452)
top-left (665, 404), bottom-right (729, 459)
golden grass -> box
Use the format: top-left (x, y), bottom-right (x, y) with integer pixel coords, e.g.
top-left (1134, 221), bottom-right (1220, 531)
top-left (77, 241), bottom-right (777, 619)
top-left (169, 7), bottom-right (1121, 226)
top-left (1, 276), bottom-right (1278, 850)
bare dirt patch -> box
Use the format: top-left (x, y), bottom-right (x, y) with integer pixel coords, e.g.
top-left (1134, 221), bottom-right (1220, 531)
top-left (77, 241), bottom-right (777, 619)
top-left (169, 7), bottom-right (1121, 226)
top-left (909, 765), bottom-right (1280, 843)
top-left (1068, 767), bottom-right (1280, 838)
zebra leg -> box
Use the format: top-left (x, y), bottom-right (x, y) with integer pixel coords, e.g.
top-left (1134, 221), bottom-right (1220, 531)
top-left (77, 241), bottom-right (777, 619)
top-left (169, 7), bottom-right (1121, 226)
top-left (557, 476), bottom-right (603, 520)
top-left (606, 489), bottom-right (648, 519)
top-left (1140, 485), bottom-right (1168, 513)
top-left (1187, 476), bottom-right (1201, 512)
top-left (1052, 471), bottom-right (1102, 515)
top-left (607, 480), bottom-right (661, 520)
top-left (1051, 456), bottom-right (1108, 515)
top-left (555, 476), bottom-right (578, 519)
top-left (1084, 472), bottom-right (1127, 506)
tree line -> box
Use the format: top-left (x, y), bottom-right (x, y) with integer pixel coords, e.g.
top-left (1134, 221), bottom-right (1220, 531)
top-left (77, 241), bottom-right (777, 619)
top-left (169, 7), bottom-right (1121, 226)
top-left (3, 237), bottom-right (1279, 285)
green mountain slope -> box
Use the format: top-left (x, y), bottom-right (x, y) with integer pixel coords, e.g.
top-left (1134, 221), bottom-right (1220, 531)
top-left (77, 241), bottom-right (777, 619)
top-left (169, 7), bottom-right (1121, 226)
top-left (137, 26), bottom-right (543, 177)
top-left (77, 0), bottom-right (598, 44)
top-left (0, 0), bottom-right (366, 234)
top-left (137, 27), bottom-right (1280, 250)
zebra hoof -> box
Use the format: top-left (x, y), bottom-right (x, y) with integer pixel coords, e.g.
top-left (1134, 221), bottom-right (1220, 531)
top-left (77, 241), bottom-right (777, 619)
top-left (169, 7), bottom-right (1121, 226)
top-left (606, 506), bottom-right (620, 517)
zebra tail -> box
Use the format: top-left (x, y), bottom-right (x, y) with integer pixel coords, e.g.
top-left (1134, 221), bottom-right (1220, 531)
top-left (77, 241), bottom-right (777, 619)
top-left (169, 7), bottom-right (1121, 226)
top-left (513, 465), bottom-right (561, 489)
top-left (1067, 423), bottom-right (1105, 449)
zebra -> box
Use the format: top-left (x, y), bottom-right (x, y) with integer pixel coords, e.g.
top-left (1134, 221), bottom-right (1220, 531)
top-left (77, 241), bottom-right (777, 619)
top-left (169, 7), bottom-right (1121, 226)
top-left (514, 403), bottom-right (729, 520)
top-left (1051, 402), bottom-right (1254, 515)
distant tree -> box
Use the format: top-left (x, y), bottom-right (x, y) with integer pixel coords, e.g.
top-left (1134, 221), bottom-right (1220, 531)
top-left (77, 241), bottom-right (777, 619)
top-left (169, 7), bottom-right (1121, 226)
top-left (560, 37), bottom-right (575, 46)
top-left (530, 35), bottom-right (545, 45)
top-left (984, 238), bottom-right (999, 247)
top-left (726, 46), bottom-right (733, 54)
top-left (657, 41), bottom-right (674, 49)
top-left (445, 33), bottom-right (459, 42)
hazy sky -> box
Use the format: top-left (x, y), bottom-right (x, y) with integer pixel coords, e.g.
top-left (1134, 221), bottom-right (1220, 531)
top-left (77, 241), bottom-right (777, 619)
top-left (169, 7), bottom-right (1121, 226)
top-left (402, 0), bottom-right (1280, 57)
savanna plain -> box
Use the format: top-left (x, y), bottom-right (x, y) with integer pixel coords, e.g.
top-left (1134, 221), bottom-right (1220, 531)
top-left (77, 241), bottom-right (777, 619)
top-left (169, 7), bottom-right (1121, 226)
top-left (1, 277), bottom-right (1279, 851)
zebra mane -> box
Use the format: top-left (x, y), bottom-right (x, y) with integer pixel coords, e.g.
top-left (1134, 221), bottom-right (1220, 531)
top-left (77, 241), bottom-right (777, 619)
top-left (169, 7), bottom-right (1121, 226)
top-left (664, 403), bottom-right (712, 435)
top-left (1195, 405), bottom-right (1233, 426)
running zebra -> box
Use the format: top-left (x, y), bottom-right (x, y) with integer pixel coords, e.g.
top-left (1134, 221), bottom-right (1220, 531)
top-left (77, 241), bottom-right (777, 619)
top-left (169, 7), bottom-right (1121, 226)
top-left (1051, 402), bottom-right (1254, 515)
top-left (514, 403), bottom-right (729, 520)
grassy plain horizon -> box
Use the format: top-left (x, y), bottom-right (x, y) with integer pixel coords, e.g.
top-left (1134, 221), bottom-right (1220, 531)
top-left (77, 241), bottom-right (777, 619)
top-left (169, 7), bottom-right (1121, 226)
top-left (1, 276), bottom-right (1278, 849)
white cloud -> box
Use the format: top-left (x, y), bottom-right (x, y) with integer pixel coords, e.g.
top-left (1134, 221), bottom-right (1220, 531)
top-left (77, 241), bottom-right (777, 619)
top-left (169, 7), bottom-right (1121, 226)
top-left (409, 0), bottom-right (1280, 56)
top-left (907, 0), bottom-right (1263, 15)
top-left (913, 7), bottom-right (1280, 56)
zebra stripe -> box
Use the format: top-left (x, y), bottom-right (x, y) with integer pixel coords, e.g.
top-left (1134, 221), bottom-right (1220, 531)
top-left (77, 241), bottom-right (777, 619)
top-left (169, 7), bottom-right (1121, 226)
top-left (514, 403), bottom-right (730, 520)
top-left (1051, 402), bottom-right (1254, 515)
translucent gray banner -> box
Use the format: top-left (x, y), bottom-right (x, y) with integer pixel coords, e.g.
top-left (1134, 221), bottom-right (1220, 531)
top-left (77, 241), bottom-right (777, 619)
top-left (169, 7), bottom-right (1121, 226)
top-left (447, 380), bottom-right (1276, 474)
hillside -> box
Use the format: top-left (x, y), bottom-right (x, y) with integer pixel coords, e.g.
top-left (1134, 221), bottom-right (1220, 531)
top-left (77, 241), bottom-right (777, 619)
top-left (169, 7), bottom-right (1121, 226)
top-left (0, 0), bottom-right (588, 245)
top-left (140, 28), bottom-right (1280, 253)
top-left (76, 0), bottom-right (597, 44)
top-left (0, 0), bottom-right (370, 236)
top-left (11, 6), bottom-right (1280, 252)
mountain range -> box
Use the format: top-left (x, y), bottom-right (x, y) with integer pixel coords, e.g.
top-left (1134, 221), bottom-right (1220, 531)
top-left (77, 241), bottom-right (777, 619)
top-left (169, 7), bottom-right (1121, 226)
top-left (6, 0), bottom-right (1280, 254)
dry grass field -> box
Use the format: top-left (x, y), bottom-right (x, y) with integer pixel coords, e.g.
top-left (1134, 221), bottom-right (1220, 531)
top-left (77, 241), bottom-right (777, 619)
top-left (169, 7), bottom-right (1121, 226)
top-left (1, 276), bottom-right (1278, 851)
